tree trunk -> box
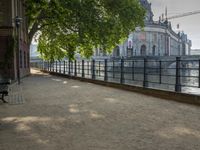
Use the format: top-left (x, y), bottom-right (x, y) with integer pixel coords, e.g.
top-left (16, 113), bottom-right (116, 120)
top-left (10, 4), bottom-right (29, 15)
top-left (28, 22), bottom-right (39, 46)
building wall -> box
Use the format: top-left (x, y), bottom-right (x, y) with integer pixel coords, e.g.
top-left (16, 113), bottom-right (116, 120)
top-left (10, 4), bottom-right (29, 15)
top-left (94, 0), bottom-right (192, 59)
top-left (99, 24), bottom-right (191, 58)
top-left (0, 0), bottom-right (30, 80)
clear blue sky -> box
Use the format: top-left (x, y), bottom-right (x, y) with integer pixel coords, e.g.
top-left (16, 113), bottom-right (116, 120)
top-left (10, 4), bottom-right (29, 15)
top-left (149, 0), bottom-right (200, 49)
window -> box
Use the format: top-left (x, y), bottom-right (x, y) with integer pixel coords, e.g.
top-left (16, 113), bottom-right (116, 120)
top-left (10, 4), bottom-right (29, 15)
top-left (140, 45), bottom-right (146, 56)
top-left (113, 46), bottom-right (120, 57)
top-left (152, 45), bottom-right (156, 56)
top-left (153, 34), bottom-right (157, 42)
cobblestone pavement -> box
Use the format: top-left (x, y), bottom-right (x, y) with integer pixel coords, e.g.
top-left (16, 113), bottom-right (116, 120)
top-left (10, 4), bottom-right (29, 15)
top-left (0, 69), bottom-right (200, 150)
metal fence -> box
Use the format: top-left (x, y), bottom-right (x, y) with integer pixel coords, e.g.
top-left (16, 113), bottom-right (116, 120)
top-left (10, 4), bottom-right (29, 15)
top-left (31, 57), bottom-right (200, 95)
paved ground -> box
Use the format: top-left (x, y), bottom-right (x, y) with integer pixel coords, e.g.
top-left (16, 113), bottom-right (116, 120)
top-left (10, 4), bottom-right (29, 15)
top-left (0, 69), bottom-right (200, 150)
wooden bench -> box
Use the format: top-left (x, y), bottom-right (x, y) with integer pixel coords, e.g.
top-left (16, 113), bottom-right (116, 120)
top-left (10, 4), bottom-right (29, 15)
top-left (0, 79), bottom-right (11, 103)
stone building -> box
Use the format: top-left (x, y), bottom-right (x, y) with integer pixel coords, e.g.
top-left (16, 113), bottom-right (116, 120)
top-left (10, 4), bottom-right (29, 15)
top-left (0, 0), bottom-right (29, 80)
top-left (94, 0), bottom-right (192, 58)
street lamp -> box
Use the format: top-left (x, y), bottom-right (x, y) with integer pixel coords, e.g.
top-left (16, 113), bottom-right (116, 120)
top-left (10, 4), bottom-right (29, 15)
top-left (15, 16), bottom-right (22, 84)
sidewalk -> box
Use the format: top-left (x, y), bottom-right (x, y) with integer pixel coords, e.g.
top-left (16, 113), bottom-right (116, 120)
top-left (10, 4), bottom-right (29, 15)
top-left (0, 69), bottom-right (200, 150)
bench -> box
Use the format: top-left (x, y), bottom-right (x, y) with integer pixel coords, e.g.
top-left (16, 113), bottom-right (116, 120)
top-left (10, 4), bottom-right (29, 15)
top-left (0, 79), bottom-right (11, 103)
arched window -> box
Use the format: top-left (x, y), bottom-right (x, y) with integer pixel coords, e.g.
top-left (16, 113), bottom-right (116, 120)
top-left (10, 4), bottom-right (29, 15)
top-left (140, 45), bottom-right (146, 56)
top-left (152, 45), bottom-right (156, 56)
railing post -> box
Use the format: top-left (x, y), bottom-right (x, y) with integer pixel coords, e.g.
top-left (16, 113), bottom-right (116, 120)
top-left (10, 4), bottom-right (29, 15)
top-left (99, 61), bottom-right (101, 76)
top-left (47, 61), bottom-right (49, 71)
top-left (78, 61), bottom-right (80, 74)
top-left (48, 61), bottom-right (50, 71)
top-left (132, 60), bottom-right (134, 80)
top-left (113, 61), bottom-right (115, 78)
top-left (92, 59), bottom-right (95, 80)
top-left (52, 61), bottom-right (55, 72)
top-left (49, 61), bottom-right (51, 72)
top-left (120, 58), bottom-right (124, 84)
top-left (71, 61), bottom-right (74, 75)
top-left (63, 61), bottom-right (65, 74)
top-left (68, 60), bottom-right (71, 75)
top-left (143, 58), bottom-right (148, 88)
top-left (159, 60), bottom-right (162, 84)
top-left (41, 61), bottom-right (43, 70)
top-left (53, 61), bottom-right (55, 72)
top-left (82, 60), bottom-right (85, 78)
top-left (87, 61), bottom-right (89, 75)
top-left (49, 61), bottom-right (51, 71)
top-left (198, 60), bottom-right (200, 88)
top-left (175, 57), bottom-right (181, 92)
top-left (104, 59), bottom-right (108, 81)
top-left (56, 61), bottom-right (58, 72)
top-left (74, 60), bottom-right (77, 77)
top-left (42, 60), bottom-right (44, 70)
top-left (43, 61), bottom-right (45, 70)
top-left (46, 61), bottom-right (47, 71)
top-left (59, 61), bottom-right (61, 73)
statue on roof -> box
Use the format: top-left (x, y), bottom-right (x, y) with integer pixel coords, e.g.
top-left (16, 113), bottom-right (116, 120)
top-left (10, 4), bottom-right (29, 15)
top-left (140, 0), bottom-right (154, 23)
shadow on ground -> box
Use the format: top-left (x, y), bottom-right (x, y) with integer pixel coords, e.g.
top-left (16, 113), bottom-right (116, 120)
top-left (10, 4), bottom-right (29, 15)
top-left (0, 69), bottom-right (200, 150)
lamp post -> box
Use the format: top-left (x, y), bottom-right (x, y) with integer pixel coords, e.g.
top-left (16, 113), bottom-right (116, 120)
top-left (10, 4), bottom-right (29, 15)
top-left (15, 16), bottom-right (22, 84)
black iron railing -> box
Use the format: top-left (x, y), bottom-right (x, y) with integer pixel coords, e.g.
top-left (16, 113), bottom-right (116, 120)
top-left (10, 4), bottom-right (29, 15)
top-left (31, 57), bottom-right (200, 95)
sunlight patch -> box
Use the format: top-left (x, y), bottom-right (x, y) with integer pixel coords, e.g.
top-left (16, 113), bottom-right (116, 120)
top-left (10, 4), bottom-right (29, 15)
top-left (104, 98), bottom-right (118, 103)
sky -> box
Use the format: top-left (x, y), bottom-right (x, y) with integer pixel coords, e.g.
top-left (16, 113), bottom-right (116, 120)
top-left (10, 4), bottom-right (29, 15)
top-left (148, 0), bottom-right (200, 49)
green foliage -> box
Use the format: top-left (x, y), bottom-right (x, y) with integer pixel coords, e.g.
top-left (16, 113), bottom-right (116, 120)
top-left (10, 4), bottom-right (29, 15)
top-left (26, 0), bottom-right (145, 61)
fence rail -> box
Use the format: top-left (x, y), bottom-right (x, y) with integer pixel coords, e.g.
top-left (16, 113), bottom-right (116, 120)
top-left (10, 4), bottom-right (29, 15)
top-left (31, 57), bottom-right (200, 95)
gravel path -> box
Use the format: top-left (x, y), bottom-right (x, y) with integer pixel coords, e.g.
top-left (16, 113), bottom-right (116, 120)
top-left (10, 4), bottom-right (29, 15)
top-left (0, 69), bottom-right (200, 150)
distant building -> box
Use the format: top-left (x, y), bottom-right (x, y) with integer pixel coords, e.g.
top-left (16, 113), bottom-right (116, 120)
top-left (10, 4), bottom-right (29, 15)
top-left (190, 49), bottom-right (200, 55)
top-left (94, 0), bottom-right (192, 58)
top-left (0, 0), bottom-right (29, 79)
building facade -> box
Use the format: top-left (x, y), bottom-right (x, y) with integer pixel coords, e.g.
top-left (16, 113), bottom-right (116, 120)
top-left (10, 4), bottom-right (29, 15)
top-left (94, 0), bottom-right (192, 58)
top-left (0, 0), bottom-right (29, 79)
top-left (190, 49), bottom-right (200, 55)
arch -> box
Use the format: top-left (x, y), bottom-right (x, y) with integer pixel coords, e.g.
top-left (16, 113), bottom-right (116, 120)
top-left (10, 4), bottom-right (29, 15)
top-left (152, 45), bottom-right (156, 56)
top-left (140, 45), bottom-right (146, 56)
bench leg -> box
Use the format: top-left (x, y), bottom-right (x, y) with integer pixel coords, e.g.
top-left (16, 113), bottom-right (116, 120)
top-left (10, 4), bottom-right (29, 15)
top-left (1, 94), bottom-right (8, 103)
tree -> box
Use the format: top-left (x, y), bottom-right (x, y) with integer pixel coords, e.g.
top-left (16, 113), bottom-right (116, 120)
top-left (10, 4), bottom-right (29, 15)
top-left (26, 0), bottom-right (145, 60)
